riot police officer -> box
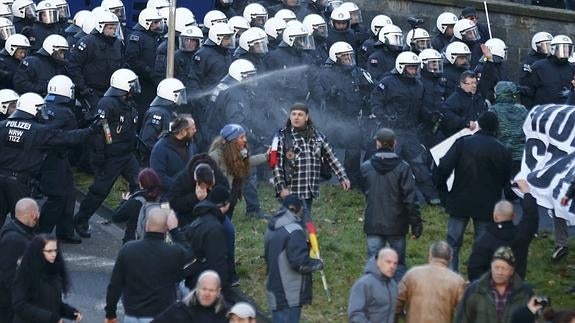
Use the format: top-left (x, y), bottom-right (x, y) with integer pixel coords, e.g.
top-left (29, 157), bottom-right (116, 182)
top-left (11, 0), bottom-right (36, 34)
top-left (202, 10), bottom-right (228, 39)
top-left (311, 41), bottom-right (373, 187)
top-left (450, 19), bottom-right (482, 69)
top-left (63, 10), bottom-right (91, 48)
top-left (367, 24), bottom-right (403, 82)
top-left (0, 17), bottom-right (15, 49)
top-left (100, 0), bottom-right (128, 44)
top-left (243, 3), bottom-right (268, 29)
top-left (68, 9), bottom-right (124, 112)
top-left (13, 34), bottom-right (68, 95)
top-left (0, 92), bottom-right (92, 225)
top-left (30, 0), bottom-right (62, 52)
top-left (339, 2), bottom-right (368, 45)
top-left (326, 6), bottom-right (356, 49)
top-left (233, 26), bottom-right (269, 71)
top-left (475, 38), bottom-right (509, 103)
top-left (418, 48), bottom-right (447, 148)
top-left (263, 16), bottom-right (286, 51)
top-left (0, 89), bottom-right (18, 121)
top-left (431, 12), bottom-right (457, 52)
top-left (443, 41), bottom-right (471, 98)
top-left (303, 13), bottom-right (329, 66)
top-left (518, 32), bottom-right (553, 108)
top-left (358, 14), bottom-right (392, 69)
top-left (138, 78), bottom-right (186, 164)
top-left (74, 69), bottom-right (141, 238)
top-left (405, 27), bottom-right (431, 55)
top-left (173, 25), bottom-right (202, 86)
top-left (38, 75), bottom-right (82, 243)
top-left (0, 33), bottom-right (30, 90)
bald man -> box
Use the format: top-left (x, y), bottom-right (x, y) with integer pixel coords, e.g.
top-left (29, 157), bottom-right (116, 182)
top-left (0, 198), bottom-right (39, 322)
top-left (467, 180), bottom-right (539, 281)
top-left (105, 208), bottom-right (188, 323)
top-left (348, 248), bottom-right (399, 323)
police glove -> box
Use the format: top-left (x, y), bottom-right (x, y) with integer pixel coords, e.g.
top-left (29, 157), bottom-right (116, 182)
top-left (88, 118), bottom-right (103, 135)
top-left (299, 258), bottom-right (324, 273)
top-left (411, 223), bottom-right (423, 239)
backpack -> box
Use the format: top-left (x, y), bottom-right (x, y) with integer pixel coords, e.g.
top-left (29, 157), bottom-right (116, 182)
top-left (134, 196), bottom-right (161, 240)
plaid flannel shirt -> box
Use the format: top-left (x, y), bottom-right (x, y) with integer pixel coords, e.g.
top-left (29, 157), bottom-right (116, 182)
top-left (490, 279), bottom-right (513, 322)
top-left (272, 126), bottom-right (347, 199)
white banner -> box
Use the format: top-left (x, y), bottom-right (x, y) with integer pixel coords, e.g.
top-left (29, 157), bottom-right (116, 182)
top-left (515, 104), bottom-right (575, 225)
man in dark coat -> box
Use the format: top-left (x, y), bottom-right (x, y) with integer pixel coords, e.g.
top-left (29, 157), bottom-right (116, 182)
top-left (0, 198), bottom-right (38, 323)
top-left (467, 180), bottom-right (539, 281)
top-left (435, 111), bottom-right (512, 272)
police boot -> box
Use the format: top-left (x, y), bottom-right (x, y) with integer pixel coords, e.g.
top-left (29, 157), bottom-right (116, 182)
top-left (74, 218), bottom-right (91, 238)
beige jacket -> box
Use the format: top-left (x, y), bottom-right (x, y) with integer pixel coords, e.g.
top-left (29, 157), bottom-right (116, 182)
top-left (395, 259), bottom-right (466, 323)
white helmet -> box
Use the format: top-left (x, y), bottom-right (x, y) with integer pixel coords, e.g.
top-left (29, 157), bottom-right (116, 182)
top-left (173, 7), bottom-right (196, 33)
top-left (0, 4), bottom-right (12, 20)
top-left (11, 0), bottom-right (35, 19)
top-left (178, 25), bottom-right (202, 52)
top-left (303, 14), bottom-right (327, 38)
top-left (48, 0), bottom-right (69, 20)
top-left (282, 21), bottom-right (315, 50)
top-left (406, 27), bottom-right (431, 52)
top-left (330, 6), bottom-right (350, 22)
top-left (4, 33), bottom-right (29, 56)
top-left (453, 19), bottom-right (480, 42)
top-left (243, 3), bottom-right (267, 26)
top-left (239, 27), bottom-right (268, 54)
top-left (228, 16), bottom-right (250, 35)
top-left (94, 9), bottom-right (119, 35)
top-left (108, 68), bottom-right (141, 95)
top-left (264, 17), bottom-right (286, 40)
top-left (138, 7), bottom-right (163, 31)
top-left (484, 38), bottom-right (507, 62)
top-left (203, 10), bottom-right (227, 29)
top-left (436, 12), bottom-right (458, 34)
top-left (329, 41), bottom-right (355, 66)
top-left (229, 58), bottom-right (256, 82)
top-left (418, 48), bottom-right (443, 75)
top-left (377, 24), bottom-right (403, 51)
top-left (208, 22), bottom-right (236, 49)
top-left (100, 0), bottom-right (125, 22)
top-left (47, 74), bottom-right (74, 99)
top-left (0, 89), bottom-right (18, 115)
top-left (339, 2), bottom-right (362, 24)
top-left (531, 32), bottom-right (553, 54)
top-left (80, 11), bottom-right (96, 34)
top-left (66, 10), bottom-right (91, 32)
top-left (0, 17), bottom-right (14, 40)
top-left (444, 41), bottom-right (471, 65)
top-left (42, 34), bottom-right (68, 55)
top-left (36, 0), bottom-right (59, 24)
top-left (15, 92), bottom-right (44, 117)
top-left (156, 78), bottom-right (186, 105)
top-left (550, 34), bottom-right (574, 59)
top-left (395, 51), bottom-right (420, 76)
top-left (275, 9), bottom-right (296, 23)
top-left (370, 14), bottom-right (393, 36)
top-left (146, 0), bottom-right (169, 10)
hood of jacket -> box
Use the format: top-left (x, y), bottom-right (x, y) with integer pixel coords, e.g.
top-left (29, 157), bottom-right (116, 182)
top-left (363, 256), bottom-right (390, 282)
top-left (268, 207), bottom-right (302, 231)
top-left (193, 200), bottom-right (224, 222)
top-left (370, 150), bottom-right (401, 175)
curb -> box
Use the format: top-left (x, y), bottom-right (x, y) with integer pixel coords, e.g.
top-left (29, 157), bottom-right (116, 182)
top-left (74, 188), bottom-right (272, 323)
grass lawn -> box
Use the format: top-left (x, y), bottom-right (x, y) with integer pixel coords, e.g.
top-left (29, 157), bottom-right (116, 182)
top-left (75, 174), bottom-right (575, 322)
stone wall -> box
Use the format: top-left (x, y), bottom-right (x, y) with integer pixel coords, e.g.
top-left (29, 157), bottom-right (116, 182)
top-left (354, 0), bottom-right (575, 81)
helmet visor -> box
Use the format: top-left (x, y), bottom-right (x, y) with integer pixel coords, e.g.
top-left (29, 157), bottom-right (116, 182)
top-left (337, 51), bottom-right (355, 66)
top-left (554, 43), bottom-right (574, 59)
top-left (252, 14), bottom-right (267, 27)
top-left (462, 26), bottom-right (480, 42)
top-left (0, 24), bottom-right (14, 40)
top-left (129, 78), bottom-right (142, 94)
top-left (413, 38), bottom-right (431, 51)
top-left (424, 58), bottom-right (443, 74)
top-left (57, 4), bottom-right (70, 20)
top-left (293, 33), bottom-right (315, 50)
top-left (109, 6), bottom-right (126, 22)
top-left (174, 88), bottom-right (187, 105)
top-left (386, 33), bottom-right (404, 47)
top-left (179, 36), bottom-right (201, 52)
top-left (219, 33), bottom-right (236, 49)
top-left (249, 38), bottom-right (268, 54)
top-left (39, 9), bottom-right (59, 24)
top-left (0, 12), bottom-right (11, 21)
top-left (23, 4), bottom-right (36, 19)
top-left (313, 23), bottom-right (328, 38)
top-left (536, 41), bottom-right (551, 55)
top-left (0, 99), bottom-right (16, 115)
top-left (328, 0), bottom-right (342, 10)
top-left (349, 10), bottom-right (362, 24)
top-left (241, 69), bottom-right (256, 80)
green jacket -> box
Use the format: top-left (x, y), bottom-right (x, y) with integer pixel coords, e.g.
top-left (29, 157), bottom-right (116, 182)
top-left (489, 96), bottom-right (528, 162)
top-left (455, 272), bottom-right (532, 323)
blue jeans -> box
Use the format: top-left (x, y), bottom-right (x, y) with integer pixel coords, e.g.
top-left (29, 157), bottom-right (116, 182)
top-left (223, 215), bottom-right (238, 283)
top-left (243, 167), bottom-right (261, 214)
top-left (123, 316), bottom-right (153, 323)
top-left (366, 234), bottom-right (407, 281)
top-left (446, 216), bottom-right (490, 272)
top-left (272, 306), bottom-right (302, 323)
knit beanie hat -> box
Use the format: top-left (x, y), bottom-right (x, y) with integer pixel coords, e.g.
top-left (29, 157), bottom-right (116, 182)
top-left (220, 124), bottom-right (245, 142)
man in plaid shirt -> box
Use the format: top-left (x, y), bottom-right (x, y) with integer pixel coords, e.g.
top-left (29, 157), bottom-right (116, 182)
top-left (271, 103), bottom-right (351, 214)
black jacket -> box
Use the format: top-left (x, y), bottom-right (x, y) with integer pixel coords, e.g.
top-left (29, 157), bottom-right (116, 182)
top-left (30, 22), bottom-right (62, 52)
top-left (467, 193), bottom-right (539, 281)
top-left (264, 44), bottom-right (313, 102)
top-left (360, 150), bottom-right (421, 236)
top-left (442, 61), bottom-right (467, 99)
top-left (475, 60), bottom-right (509, 103)
top-left (139, 104), bottom-right (177, 156)
top-left (105, 232), bottom-right (188, 319)
top-left (150, 136), bottom-right (196, 198)
top-left (441, 87), bottom-right (487, 136)
top-left (435, 130), bottom-right (512, 222)
top-left (125, 24), bottom-right (161, 84)
top-left (518, 50), bottom-right (548, 108)
top-left (92, 96), bottom-right (138, 158)
top-left (0, 50), bottom-right (19, 90)
top-left (13, 50), bottom-right (66, 96)
top-left (526, 56), bottom-right (575, 106)
top-left (188, 44), bottom-right (233, 92)
top-left (152, 292), bottom-right (227, 323)
top-left (111, 190), bottom-right (148, 243)
top-left (367, 46), bottom-right (397, 82)
top-left (326, 26), bottom-right (357, 50)
top-left (0, 219), bottom-right (34, 287)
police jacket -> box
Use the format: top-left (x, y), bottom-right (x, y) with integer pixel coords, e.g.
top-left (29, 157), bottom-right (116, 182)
top-left (443, 61), bottom-right (467, 99)
top-left (211, 79), bottom-right (261, 139)
top-left (30, 22), bottom-right (62, 51)
top-left (518, 50), bottom-right (548, 108)
top-left (265, 44), bottom-right (313, 101)
top-left (174, 49), bottom-right (196, 85)
top-left (233, 47), bottom-right (266, 72)
top-left (451, 38), bottom-right (482, 69)
top-left (93, 95), bottom-right (138, 158)
top-left (13, 49), bottom-right (66, 95)
top-left (154, 39), bottom-right (170, 84)
top-left (358, 35), bottom-right (377, 69)
top-left (13, 17), bottom-right (33, 34)
top-left (420, 69), bottom-right (447, 113)
top-left (308, 37), bottom-right (329, 67)
top-left (312, 60), bottom-right (373, 118)
top-left (370, 70), bottom-right (427, 130)
top-left (441, 87), bottom-right (487, 136)
top-left (0, 113), bottom-right (89, 177)
top-left (360, 149), bottom-right (421, 236)
top-left (139, 103), bottom-right (177, 155)
top-left (188, 43), bottom-right (233, 91)
top-left (431, 33), bottom-right (451, 52)
top-left (265, 207), bottom-right (323, 310)
top-left (0, 49), bottom-right (19, 89)
top-left (150, 135), bottom-right (196, 196)
top-left (526, 56), bottom-right (575, 105)
top-left (351, 23), bottom-right (369, 47)
top-left (475, 60), bottom-right (508, 103)
top-left (125, 24), bottom-right (161, 84)
top-left (435, 130), bottom-right (511, 222)
top-left (0, 218), bottom-right (34, 287)
top-left (104, 232), bottom-right (187, 319)
top-left (68, 32), bottom-right (124, 93)
top-left (367, 46), bottom-right (397, 82)
top-left (326, 26), bottom-right (357, 50)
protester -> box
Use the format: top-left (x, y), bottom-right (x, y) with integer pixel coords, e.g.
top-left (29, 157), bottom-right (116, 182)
top-left (227, 302), bottom-right (257, 323)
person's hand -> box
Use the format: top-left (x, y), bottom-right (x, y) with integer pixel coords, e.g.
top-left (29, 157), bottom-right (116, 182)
top-left (195, 185), bottom-right (207, 201)
top-left (411, 224), bottom-right (423, 239)
top-left (515, 179), bottom-right (530, 194)
top-left (341, 179), bottom-right (351, 191)
top-left (279, 188), bottom-right (290, 198)
top-left (480, 43), bottom-right (493, 61)
top-left (468, 121), bottom-right (477, 130)
top-left (526, 296), bottom-right (544, 314)
top-left (167, 210), bottom-right (178, 230)
top-left (74, 312), bottom-right (83, 322)
top-left (121, 192), bottom-right (130, 200)
top-left (561, 196), bottom-right (571, 206)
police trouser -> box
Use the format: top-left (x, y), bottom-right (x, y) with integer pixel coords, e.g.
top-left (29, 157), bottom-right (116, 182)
top-left (74, 154), bottom-right (139, 226)
top-left (39, 155), bottom-right (76, 236)
top-left (0, 174), bottom-right (29, 225)
top-left (0, 284), bottom-right (13, 323)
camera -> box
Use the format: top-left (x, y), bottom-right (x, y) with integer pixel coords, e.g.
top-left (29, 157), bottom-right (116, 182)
top-left (534, 296), bottom-right (550, 308)
top-left (407, 16), bottom-right (424, 29)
